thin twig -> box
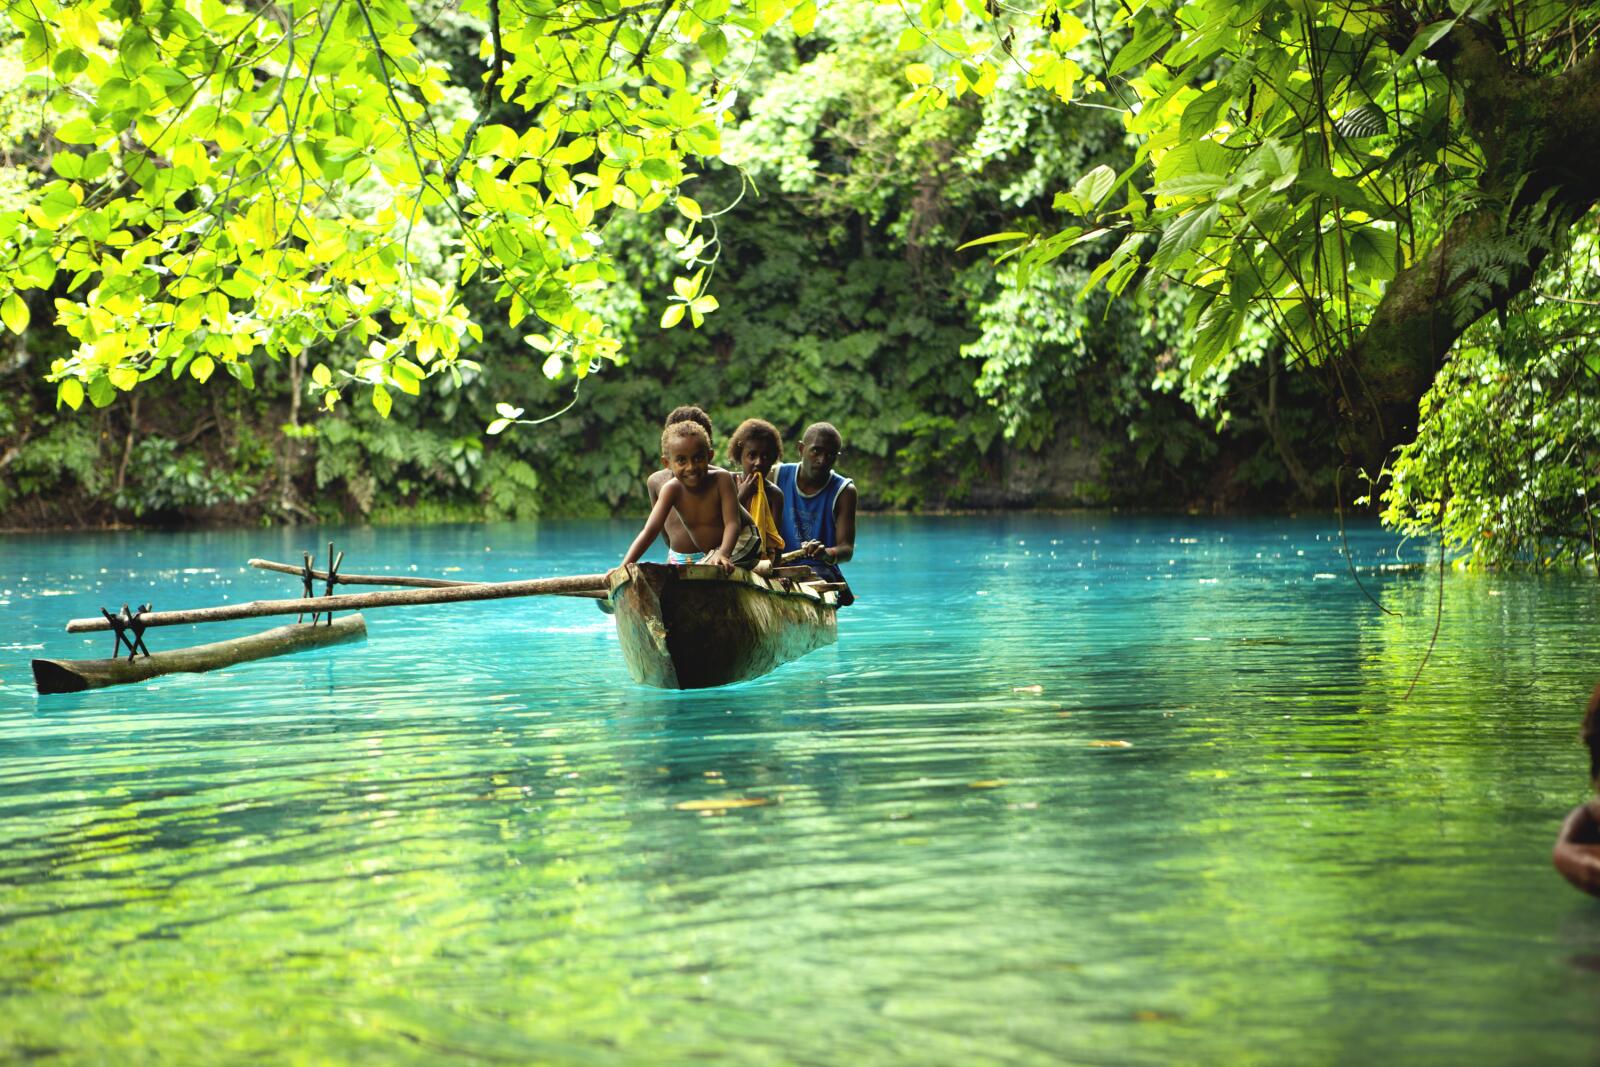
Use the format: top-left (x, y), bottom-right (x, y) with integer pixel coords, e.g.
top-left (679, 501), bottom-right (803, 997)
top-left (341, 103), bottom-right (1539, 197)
top-left (1337, 464), bottom-right (1400, 616)
top-left (1403, 523), bottom-right (1446, 700)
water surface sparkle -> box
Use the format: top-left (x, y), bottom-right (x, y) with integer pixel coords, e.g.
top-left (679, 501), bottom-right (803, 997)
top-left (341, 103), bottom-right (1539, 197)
top-left (3, 516), bottom-right (1599, 1064)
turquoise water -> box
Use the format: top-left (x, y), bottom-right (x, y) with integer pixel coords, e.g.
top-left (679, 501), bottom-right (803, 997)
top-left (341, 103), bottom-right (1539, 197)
top-left (3, 515), bottom-right (1600, 1064)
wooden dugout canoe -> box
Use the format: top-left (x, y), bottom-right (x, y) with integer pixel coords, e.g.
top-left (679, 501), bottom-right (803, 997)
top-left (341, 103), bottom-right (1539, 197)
top-left (32, 614), bottom-right (368, 695)
top-left (607, 563), bottom-right (839, 689)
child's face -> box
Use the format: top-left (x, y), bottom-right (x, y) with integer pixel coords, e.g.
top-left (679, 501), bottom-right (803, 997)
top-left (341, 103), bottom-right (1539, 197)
top-left (737, 441), bottom-right (776, 480)
top-left (663, 434), bottom-right (711, 487)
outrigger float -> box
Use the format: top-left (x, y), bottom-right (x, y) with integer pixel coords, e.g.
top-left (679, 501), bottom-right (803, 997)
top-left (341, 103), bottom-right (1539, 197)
top-left (32, 545), bottom-right (847, 695)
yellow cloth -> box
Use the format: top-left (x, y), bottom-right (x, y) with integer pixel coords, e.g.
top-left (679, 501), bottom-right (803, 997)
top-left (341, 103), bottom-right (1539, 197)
top-left (748, 480), bottom-right (785, 554)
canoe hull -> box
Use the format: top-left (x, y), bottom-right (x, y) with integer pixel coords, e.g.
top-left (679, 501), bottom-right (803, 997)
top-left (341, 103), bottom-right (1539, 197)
top-left (608, 563), bottom-right (838, 689)
top-left (33, 613), bottom-right (368, 695)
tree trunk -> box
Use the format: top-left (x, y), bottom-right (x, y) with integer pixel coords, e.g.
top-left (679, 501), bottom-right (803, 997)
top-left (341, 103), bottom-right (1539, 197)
top-left (1335, 24), bottom-right (1600, 489)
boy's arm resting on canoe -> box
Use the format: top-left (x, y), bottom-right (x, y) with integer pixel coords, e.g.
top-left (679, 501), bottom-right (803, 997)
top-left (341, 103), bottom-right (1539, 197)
top-left (699, 471), bottom-right (740, 573)
top-left (621, 482), bottom-right (680, 567)
top-left (1554, 799), bottom-right (1600, 896)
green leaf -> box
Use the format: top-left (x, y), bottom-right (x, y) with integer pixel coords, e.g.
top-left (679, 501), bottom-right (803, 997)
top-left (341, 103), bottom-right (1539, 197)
top-left (701, 27), bottom-right (728, 65)
top-left (1152, 140), bottom-right (1232, 185)
top-left (1, 293), bottom-right (29, 334)
top-left (661, 303), bottom-right (686, 328)
top-left (54, 118), bottom-right (100, 144)
top-left (190, 355), bottom-right (215, 383)
top-left (1146, 204), bottom-right (1219, 279)
top-left (58, 378), bottom-right (84, 410)
top-left (1335, 103), bottom-right (1388, 140)
top-left (1180, 85), bottom-right (1229, 142)
top-left (1189, 291), bottom-right (1243, 379)
top-left (1110, 19), bottom-right (1173, 77)
top-left (1295, 167), bottom-right (1385, 216)
top-left (371, 383), bottom-right (392, 417)
top-left (640, 157), bottom-right (676, 182)
top-left (88, 375), bottom-right (115, 408)
top-left (22, 257), bottom-right (56, 289)
top-left (1349, 225), bottom-right (1399, 281)
top-left (390, 363), bottom-right (421, 395)
top-left (956, 231), bottom-right (1030, 251)
top-left (1071, 166), bottom-right (1118, 212)
top-left (487, 418), bottom-right (512, 435)
top-left (1151, 173), bottom-right (1227, 198)
top-left (649, 57), bottom-right (687, 90)
top-left (791, 0), bottom-right (816, 35)
top-left (1395, 18), bottom-right (1457, 69)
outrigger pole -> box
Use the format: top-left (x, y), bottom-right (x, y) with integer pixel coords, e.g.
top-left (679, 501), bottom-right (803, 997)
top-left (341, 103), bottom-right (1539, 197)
top-left (62, 573), bottom-right (611, 633)
top-left (246, 557), bottom-right (608, 597)
top-left (34, 540), bottom-right (612, 694)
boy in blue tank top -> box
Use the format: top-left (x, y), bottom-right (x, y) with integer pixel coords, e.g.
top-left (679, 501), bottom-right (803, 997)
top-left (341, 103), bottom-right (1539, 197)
top-left (774, 422), bottom-right (857, 605)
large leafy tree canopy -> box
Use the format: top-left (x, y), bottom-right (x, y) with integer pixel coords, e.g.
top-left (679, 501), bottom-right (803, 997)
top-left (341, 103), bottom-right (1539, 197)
top-left (918, 0), bottom-right (1600, 480)
top-left (0, 0), bottom-right (803, 417)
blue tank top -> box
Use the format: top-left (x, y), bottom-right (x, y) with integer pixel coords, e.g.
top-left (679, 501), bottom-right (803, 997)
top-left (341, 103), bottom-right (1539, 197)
top-left (775, 463), bottom-right (852, 551)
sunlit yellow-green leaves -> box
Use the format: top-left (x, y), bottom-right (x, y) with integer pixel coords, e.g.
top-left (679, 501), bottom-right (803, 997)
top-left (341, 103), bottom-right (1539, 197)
top-left (0, 0), bottom-right (808, 431)
top-left (932, 0), bottom-right (1485, 384)
top-left (660, 268), bottom-right (719, 329)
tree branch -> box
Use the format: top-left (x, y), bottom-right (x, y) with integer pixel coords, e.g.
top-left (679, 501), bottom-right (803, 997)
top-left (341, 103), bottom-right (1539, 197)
top-left (443, 0), bottom-right (506, 188)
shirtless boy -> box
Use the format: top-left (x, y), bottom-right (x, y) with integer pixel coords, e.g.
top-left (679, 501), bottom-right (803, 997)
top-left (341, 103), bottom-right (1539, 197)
top-left (621, 421), bottom-right (742, 572)
top-left (647, 405), bottom-right (724, 555)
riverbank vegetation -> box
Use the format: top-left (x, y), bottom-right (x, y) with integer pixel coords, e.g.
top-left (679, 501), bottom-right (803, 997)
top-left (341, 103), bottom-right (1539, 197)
top-left (0, 0), bottom-right (1597, 568)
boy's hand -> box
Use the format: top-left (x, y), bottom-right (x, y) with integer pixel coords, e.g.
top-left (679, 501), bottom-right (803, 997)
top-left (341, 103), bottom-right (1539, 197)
top-left (702, 549), bottom-right (735, 574)
top-left (802, 539), bottom-right (827, 559)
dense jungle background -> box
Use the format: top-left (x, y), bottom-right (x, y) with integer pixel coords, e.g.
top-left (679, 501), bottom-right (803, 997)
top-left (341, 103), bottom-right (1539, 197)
top-left (2, 0), bottom-right (1599, 572)
top-left (0, 6), bottom-right (1328, 529)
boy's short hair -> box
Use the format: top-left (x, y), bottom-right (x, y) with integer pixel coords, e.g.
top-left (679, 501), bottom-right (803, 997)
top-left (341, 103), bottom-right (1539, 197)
top-left (801, 421), bottom-right (843, 450)
top-left (728, 418), bottom-right (784, 465)
top-left (665, 405), bottom-right (713, 445)
top-left (661, 419), bottom-right (711, 457)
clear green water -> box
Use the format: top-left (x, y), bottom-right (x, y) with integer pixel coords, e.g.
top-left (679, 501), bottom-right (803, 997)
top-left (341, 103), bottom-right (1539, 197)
top-left (3, 516), bottom-right (1600, 1065)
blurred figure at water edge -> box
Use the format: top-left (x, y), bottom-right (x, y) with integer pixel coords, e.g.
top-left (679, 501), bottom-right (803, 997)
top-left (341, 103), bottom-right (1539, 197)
top-left (728, 418), bottom-right (787, 570)
top-left (1553, 681), bottom-right (1600, 896)
top-left (622, 421), bottom-right (756, 573)
top-left (775, 422), bottom-right (857, 605)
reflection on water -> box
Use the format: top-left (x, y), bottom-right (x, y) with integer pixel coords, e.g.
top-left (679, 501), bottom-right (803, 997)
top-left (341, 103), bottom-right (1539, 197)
top-left (4, 516), bottom-right (1600, 1064)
